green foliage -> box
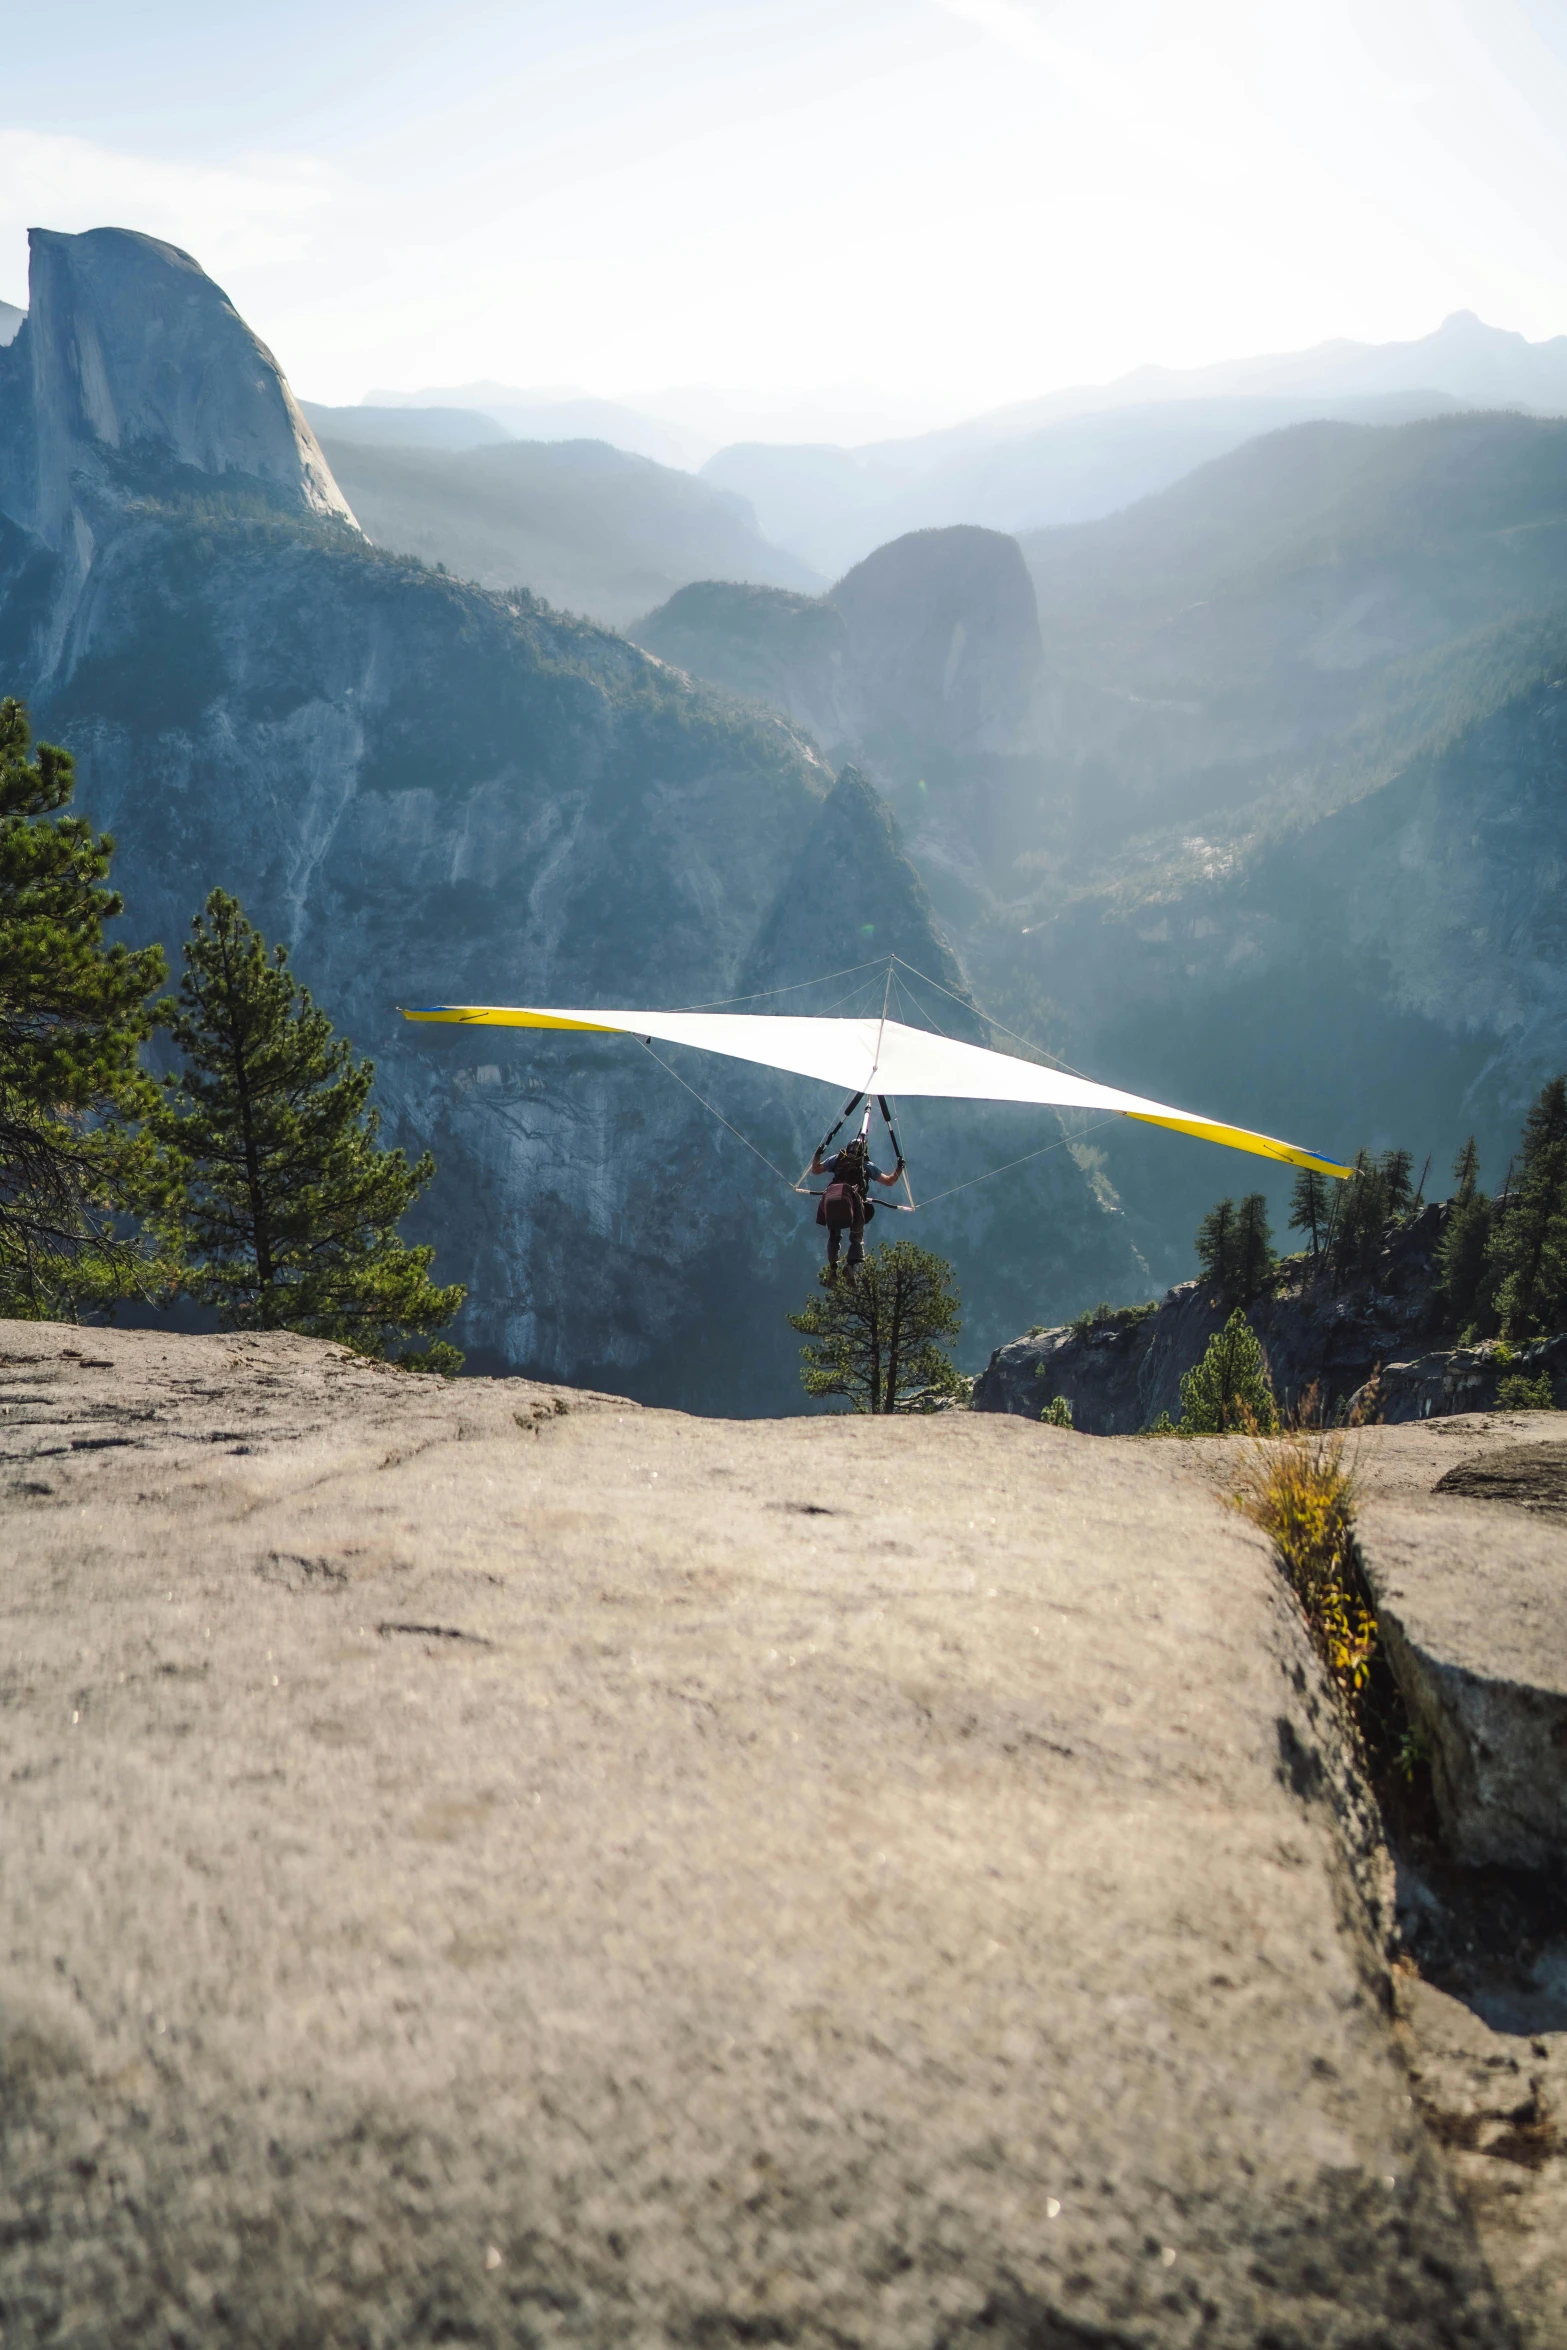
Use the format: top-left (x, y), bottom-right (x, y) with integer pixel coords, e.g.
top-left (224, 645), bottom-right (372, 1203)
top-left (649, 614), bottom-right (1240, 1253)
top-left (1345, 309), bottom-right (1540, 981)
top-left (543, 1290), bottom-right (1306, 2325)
top-left (1179, 1308), bottom-right (1279, 1434)
top-left (149, 889), bottom-right (464, 1367)
top-left (1196, 1192), bottom-right (1275, 1305)
top-left (788, 1239), bottom-right (962, 1414)
top-left (1288, 1167), bottom-right (1332, 1259)
top-left (1195, 1198), bottom-right (1234, 1296)
top-left (0, 696), bottom-right (167, 1315)
top-left (1380, 1148), bottom-right (1416, 1217)
top-left (1236, 1429), bottom-right (1373, 1695)
top-left (1496, 1370), bottom-right (1557, 1410)
top-left (1069, 1297), bottom-right (1156, 1339)
top-left (1141, 1410), bottom-right (1179, 1436)
top-left (1329, 1150), bottom-right (1392, 1282)
top-left (1488, 1075), bottom-right (1567, 1338)
top-left (1328, 1146), bottom-right (1420, 1289)
top-left (1039, 1394), bottom-right (1073, 1428)
top-left (1438, 1134), bottom-right (1493, 1332)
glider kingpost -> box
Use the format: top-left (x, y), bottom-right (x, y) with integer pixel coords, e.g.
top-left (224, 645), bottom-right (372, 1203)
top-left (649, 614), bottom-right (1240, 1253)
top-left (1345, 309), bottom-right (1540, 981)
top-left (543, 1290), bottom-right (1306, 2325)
top-left (400, 1004), bottom-right (1351, 1180)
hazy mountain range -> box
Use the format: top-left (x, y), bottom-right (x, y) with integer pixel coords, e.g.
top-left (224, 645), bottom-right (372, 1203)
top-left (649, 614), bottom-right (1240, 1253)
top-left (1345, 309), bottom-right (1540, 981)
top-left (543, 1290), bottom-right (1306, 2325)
top-left (324, 311), bottom-right (1567, 584)
top-left (358, 382), bottom-right (957, 471)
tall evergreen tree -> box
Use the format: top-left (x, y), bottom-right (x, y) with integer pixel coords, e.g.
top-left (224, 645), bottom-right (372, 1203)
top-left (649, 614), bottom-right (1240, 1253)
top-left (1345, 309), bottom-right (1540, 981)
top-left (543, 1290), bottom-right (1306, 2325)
top-left (788, 1240), bottom-right (962, 1413)
top-left (1233, 1191), bottom-right (1276, 1304)
top-left (1288, 1166), bottom-right (1332, 1262)
top-left (150, 890), bottom-right (464, 1367)
top-left (1379, 1148), bottom-right (1416, 1218)
top-left (1330, 1150), bottom-right (1390, 1282)
top-left (1196, 1192), bottom-right (1274, 1303)
top-left (1489, 1075), bottom-right (1567, 1338)
top-left (0, 697), bottom-right (166, 1313)
top-left (1437, 1135), bottom-right (1492, 1333)
top-left (1195, 1197), bottom-right (1237, 1299)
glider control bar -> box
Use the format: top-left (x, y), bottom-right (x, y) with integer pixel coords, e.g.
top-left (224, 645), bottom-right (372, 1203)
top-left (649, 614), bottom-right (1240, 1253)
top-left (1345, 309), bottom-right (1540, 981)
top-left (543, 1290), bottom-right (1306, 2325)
top-left (878, 1093), bottom-right (915, 1208)
top-left (797, 1089), bottom-right (866, 1189)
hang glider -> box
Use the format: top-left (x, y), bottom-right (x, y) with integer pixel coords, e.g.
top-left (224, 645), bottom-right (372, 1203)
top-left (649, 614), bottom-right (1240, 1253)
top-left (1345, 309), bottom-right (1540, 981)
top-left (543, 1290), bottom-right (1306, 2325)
top-left (401, 1002), bottom-right (1351, 1179)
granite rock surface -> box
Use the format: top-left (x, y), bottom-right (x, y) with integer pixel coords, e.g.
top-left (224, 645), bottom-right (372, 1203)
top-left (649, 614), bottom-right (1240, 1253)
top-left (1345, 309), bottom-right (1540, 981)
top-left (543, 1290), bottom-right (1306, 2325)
top-left (0, 1323), bottom-right (1527, 2348)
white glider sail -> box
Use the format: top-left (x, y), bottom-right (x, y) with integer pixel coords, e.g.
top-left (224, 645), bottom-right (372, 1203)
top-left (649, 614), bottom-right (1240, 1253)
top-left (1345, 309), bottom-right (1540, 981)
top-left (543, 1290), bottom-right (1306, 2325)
top-left (401, 1003), bottom-right (1351, 1179)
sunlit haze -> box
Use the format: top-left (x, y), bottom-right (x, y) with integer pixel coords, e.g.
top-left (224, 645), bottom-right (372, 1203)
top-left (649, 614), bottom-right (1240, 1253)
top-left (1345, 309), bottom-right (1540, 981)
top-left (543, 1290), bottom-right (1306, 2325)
top-left (5, 0), bottom-right (1567, 424)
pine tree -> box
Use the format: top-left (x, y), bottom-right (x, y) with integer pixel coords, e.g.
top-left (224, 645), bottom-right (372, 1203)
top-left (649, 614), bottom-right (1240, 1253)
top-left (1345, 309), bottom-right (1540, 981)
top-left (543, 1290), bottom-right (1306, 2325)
top-left (1233, 1191), bottom-right (1276, 1304)
top-left (788, 1239), bottom-right (963, 1413)
top-left (150, 890), bottom-right (464, 1367)
top-left (0, 697), bottom-right (166, 1313)
top-left (1379, 1148), bottom-right (1415, 1217)
top-left (1195, 1197), bottom-right (1236, 1299)
top-left (1330, 1150), bottom-right (1389, 1282)
top-left (1178, 1308), bottom-right (1279, 1434)
top-left (1489, 1075), bottom-right (1567, 1338)
top-left (1288, 1166), bottom-right (1331, 1261)
top-left (1196, 1192), bottom-right (1273, 1304)
top-left (1437, 1135), bottom-right (1492, 1333)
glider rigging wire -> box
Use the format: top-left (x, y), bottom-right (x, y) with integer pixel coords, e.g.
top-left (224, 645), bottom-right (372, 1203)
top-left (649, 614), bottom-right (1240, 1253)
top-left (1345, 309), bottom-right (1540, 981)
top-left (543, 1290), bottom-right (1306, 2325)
top-left (636, 1038), bottom-right (797, 1189)
top-left (914, 1115), bottom-right (1120, 1206)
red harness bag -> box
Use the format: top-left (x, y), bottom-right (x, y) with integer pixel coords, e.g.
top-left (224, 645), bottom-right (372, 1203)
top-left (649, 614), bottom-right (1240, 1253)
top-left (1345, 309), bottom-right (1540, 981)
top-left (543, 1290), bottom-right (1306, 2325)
top-left (817, 1180), bottom-right (858, 1229)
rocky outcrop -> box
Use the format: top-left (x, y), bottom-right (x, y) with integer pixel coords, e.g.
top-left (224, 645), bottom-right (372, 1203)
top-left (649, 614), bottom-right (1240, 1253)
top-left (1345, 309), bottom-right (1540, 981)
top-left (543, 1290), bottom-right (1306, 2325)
top-left (974, 1203), bottom-right (1474, 1430)
top-left (0, 1322), bottom-right (1526, 2346)
top-left (634, 528), bottom-right (1051, 925)
top-left (831, 525), bottom-right (1044, 757)
top-left (635, 524), bottom-right (1044, 764)
top-left (1351, 1335), bottom-right (1567, 1422)
top-left (631, 578), bottom-right (854, 741)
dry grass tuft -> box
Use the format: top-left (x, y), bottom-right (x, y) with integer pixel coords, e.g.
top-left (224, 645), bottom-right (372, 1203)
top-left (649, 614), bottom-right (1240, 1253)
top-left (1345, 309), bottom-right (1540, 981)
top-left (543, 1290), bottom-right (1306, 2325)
top-left (1236, 1405), bottom-right (1376, 1697)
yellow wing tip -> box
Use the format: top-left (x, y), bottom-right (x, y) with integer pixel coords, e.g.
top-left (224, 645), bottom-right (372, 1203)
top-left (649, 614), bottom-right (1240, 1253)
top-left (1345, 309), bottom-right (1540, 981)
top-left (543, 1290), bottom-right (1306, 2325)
top-left (399, 1005), bottom-right (620, 1033)
top-left (1125, 1111), bottom-right (1351, 1179)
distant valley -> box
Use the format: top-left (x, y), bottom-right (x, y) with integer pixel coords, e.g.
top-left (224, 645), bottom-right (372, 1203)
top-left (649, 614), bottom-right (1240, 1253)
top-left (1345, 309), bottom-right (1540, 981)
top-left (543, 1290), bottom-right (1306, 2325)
top-left (310, 424), bottom-right (821, 627)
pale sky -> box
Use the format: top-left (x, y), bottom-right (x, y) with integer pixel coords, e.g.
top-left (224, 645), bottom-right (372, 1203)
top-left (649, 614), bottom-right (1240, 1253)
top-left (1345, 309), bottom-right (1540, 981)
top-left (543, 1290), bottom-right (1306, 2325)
top-left (5, 0), bottom-right (1567, 416)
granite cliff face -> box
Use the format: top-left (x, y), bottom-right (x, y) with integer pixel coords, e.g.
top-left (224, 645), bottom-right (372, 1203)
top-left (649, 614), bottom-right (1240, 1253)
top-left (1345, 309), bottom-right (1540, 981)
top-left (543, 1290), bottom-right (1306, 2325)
top-left (0, 230), bottom-right (1139, 1402)
top-left (636, 526), bottom-right (1049, 920)
top-left (637, 526), bottom-right (1042, 759)
top-left (0, 229), bottom-right (353, 560)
